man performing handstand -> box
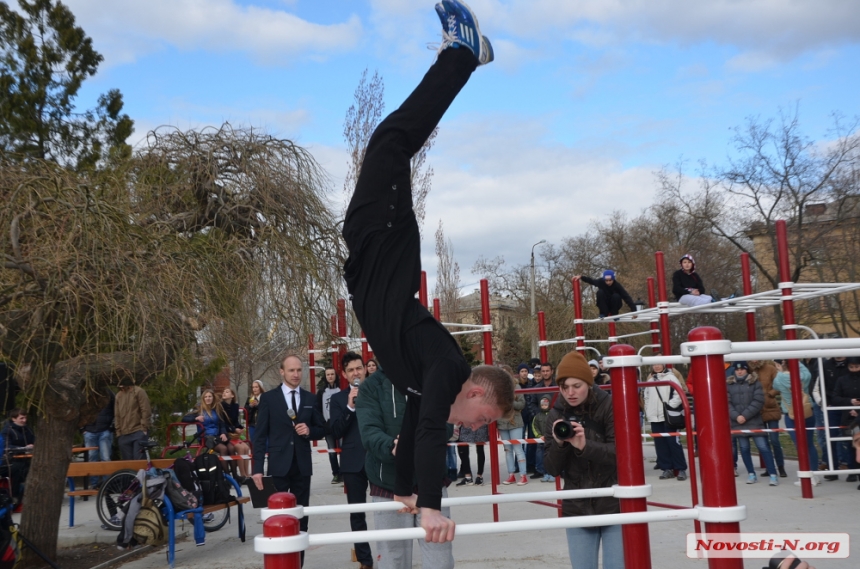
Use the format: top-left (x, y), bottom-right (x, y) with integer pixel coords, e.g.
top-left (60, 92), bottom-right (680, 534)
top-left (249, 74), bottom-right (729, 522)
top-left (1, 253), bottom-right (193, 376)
top-left (342, 0), bottom-right (514, 544)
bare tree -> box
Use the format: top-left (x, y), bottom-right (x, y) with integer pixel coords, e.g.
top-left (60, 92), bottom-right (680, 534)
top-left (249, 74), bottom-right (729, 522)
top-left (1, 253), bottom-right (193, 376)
top-left (433, 220), bottom-right (460, 321)
top-left (342, 68), bottom-right (438, 231)
top-left (0, 124), bottom-right (344, 564)
top-left (660, 108), bottom-right (860, 289)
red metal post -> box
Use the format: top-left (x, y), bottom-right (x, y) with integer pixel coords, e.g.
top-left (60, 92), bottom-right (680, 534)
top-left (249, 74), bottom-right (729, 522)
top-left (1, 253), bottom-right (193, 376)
top-left (647, 277), bottom-right (660, 354)
top-left (608, 344), bottom-right (652, 569)
top-left (479, 279), bottom-right (501, 521)
top-left (687, 327), bottom-right (743, 569)
top-left (776, 220), bottom-right (813, 498)
top-left (572, 278), bottom-right (585, 352)
top-left (607, 321), bottom-right (617, 347)
top-left (537, 311), bottom-right (548, 363)
top-left (264, 493), bottom-right (301, 569)
top-left (433, 298), bottom-right (441, 321)
top-left (655, 252), bottom-right (673, 362)
top-left (741, 253), bottom-right (757, 342)
top-left (420, 270), bottom-right (428, 308)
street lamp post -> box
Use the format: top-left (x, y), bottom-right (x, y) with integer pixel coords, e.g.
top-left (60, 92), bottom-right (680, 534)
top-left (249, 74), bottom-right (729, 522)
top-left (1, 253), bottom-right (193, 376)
top-left (530, 239), bottom-right (547, 358)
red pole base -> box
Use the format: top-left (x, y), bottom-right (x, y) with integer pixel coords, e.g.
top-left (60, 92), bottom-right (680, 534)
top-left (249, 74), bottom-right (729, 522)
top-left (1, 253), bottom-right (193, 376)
top-left (263, 513), bottom-right (301, 569)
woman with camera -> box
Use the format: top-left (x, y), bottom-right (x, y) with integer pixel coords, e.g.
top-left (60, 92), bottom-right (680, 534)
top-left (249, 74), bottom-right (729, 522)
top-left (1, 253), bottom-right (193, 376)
top-left (544, 351), bottom-right (623, 569)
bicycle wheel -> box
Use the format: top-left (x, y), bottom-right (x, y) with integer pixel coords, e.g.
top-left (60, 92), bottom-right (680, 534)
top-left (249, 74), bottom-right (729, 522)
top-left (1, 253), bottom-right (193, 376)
top-left (96, 469), bottom-right (138, 531)
top-left (202, 482), bottom-right (239, 532)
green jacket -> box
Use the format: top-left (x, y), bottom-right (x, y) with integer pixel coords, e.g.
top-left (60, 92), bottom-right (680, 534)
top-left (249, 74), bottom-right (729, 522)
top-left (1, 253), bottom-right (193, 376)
top-left (355, 369), bottom-right (453, 491)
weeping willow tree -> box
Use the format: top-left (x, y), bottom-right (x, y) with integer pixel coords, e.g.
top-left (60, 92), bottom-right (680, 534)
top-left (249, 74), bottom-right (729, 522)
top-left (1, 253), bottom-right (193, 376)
top-left (0, 124), bottom-right (344, 564)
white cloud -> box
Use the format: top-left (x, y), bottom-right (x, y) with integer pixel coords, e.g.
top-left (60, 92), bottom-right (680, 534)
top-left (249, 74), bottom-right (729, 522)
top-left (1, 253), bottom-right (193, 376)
top-left (65, 0), bottom-right (362, 66)
top-left (390, 0), bottom-right (860, 66)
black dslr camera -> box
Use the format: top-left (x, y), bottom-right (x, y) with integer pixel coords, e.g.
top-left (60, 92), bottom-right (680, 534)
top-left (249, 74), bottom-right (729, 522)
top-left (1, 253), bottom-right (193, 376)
top-left (553, 414), bottom-right (583, 440)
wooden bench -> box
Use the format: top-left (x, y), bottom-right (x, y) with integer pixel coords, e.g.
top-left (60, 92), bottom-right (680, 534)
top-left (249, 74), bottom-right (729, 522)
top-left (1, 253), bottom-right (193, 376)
top-left (65, 459), bottom-right (175, 527)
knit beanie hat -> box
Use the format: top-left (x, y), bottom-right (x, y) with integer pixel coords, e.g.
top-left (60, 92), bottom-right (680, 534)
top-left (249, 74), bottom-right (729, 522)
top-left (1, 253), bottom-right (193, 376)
top-left (517, 363), bottom-right (530, 372)
top-left (556, 351), bottom-right (594, 386)
top-left (602, 270), bottom-right (615, 280)
top-left (588, 359), bottom-right (599, 369)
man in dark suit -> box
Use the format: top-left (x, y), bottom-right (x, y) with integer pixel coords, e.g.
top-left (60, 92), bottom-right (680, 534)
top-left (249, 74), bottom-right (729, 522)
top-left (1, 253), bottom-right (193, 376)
top-left (252, 354), bottom-right (325, 566)
top-left (329, 352), bottom-right (373, 569)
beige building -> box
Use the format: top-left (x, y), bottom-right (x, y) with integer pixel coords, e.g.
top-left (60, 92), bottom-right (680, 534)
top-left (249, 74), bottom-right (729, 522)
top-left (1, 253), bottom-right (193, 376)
top-left (747, 201), bottom-right (860, 339)
top-left (448, 289), bottom-right (526, 362)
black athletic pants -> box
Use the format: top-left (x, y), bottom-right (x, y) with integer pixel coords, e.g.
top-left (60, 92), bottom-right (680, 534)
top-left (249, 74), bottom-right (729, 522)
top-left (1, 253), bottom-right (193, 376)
top-left (342, 47), bottom-right (476, 508)
top-left (596, 289), bottom-right (623, 316)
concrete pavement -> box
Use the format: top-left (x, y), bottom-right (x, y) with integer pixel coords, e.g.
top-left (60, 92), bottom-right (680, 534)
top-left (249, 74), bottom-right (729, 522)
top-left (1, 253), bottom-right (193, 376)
top-left (47, 443), bottom-right (858, 568)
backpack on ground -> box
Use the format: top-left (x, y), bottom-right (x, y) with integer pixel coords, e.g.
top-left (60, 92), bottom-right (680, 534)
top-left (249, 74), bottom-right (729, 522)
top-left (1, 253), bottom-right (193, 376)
top-left (133, 475), bottom-right (168, 547)
top-left (192, 452), bottom-right (232, 505)
top-left (173, 458), bottom-right (202, 498)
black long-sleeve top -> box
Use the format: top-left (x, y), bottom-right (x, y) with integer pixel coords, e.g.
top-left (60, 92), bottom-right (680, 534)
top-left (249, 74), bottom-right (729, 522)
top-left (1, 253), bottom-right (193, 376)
top-left (581, 276), bottom-right (636, 312)
top-left (672, 269), bottom-right (706, 301)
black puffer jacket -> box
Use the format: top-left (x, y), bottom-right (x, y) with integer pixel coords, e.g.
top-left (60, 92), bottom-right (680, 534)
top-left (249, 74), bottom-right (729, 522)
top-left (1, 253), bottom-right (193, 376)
top-left (832, 371), bottom-right (860, 427)
top-left (543, 387), bottom-right (619, 517)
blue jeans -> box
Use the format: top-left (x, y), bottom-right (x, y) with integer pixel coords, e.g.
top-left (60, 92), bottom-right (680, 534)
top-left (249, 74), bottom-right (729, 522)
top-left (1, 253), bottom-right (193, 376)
top-left (498, 427), bottom-right (526, 475)
top-left (535, 441), bottom-right (545, 476)
top-left (737, 435), bottom-right (776, 476)
top-left (566, 524), bottom-right (625, 569)
top-left (763, 420), bottom-right (785, 469)
top-left (83, 430), bottom-right (113, 486)
top-left (446, 445), bottom-right (458, 478)
top-left (813, 401), bottom-right (827, 466)
top-left (784, 413), bottom-right (818, 473)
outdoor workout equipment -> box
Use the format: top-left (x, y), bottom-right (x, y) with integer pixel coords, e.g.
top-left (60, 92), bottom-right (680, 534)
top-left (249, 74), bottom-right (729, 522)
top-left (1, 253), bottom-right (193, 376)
top-left (255, 326), bottom-right (750, 569)
top-left (537, 219), bottom-right (860, 499)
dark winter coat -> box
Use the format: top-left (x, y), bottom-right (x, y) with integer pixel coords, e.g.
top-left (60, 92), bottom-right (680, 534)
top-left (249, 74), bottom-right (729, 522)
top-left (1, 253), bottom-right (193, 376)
top-left (580, 276), bottom-right (636, 312)
top-left (726, 374), bottom-right (765, 434)
top-left (672, 269), bottom-right (706, 300)
top-left (543, 387), bottom-right (619, 517)
top-left (0, 421), bottom-right (35, 452)
top-left (82, 391), bottom-right (115, 433)
top-left (220, 400), bottom-right (243, 432)
top-left (821, 358), bottom-right (849, 400)
top-left (831, 371), bottom-right (860, 428)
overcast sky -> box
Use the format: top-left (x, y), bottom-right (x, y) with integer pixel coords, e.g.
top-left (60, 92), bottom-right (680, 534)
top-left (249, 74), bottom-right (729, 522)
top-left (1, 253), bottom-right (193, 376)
top-left (66, 0), bottom-right (860, 295)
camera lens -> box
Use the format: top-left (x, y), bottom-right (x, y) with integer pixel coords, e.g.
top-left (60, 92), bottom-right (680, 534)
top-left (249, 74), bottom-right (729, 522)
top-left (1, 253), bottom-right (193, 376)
top-left (553, 420), bottom-right (572, 439)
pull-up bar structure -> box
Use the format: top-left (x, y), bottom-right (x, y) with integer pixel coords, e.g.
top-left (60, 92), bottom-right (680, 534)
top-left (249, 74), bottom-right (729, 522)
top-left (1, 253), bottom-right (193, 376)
top-left (257, 326), bottom-right (751, 569)
top-left (538, 219), bottom-right (860, 500)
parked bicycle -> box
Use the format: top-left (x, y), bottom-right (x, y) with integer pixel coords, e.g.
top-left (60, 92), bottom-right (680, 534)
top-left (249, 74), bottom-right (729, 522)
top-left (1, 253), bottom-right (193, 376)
top-left (96, 438), bottom-right (236, 532)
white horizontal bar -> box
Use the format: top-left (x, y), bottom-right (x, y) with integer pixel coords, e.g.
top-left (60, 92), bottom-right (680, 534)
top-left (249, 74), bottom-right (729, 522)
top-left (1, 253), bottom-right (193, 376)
top-left (638, 356), bottom-right (691, 366)
top-left (730, 338), bottom-right (860, 352)
top-left (724, 348), bottom-right (860, 362)
top-left (306, 509), bottom-right (699, 548)
top-left (301, 488), bottom-right (615, 517)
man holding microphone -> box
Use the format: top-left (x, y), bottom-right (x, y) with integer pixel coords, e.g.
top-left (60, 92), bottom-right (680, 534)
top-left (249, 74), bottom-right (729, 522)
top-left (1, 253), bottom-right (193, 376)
top-left (329, 352), bottom-right (373, 569)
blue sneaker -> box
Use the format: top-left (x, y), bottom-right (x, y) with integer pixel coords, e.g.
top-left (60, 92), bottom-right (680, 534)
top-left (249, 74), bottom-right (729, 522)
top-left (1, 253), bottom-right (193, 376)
top-left (439, 0), bottom-right (493, 65)
top-left (434, 3), bottom-right (449, 31)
